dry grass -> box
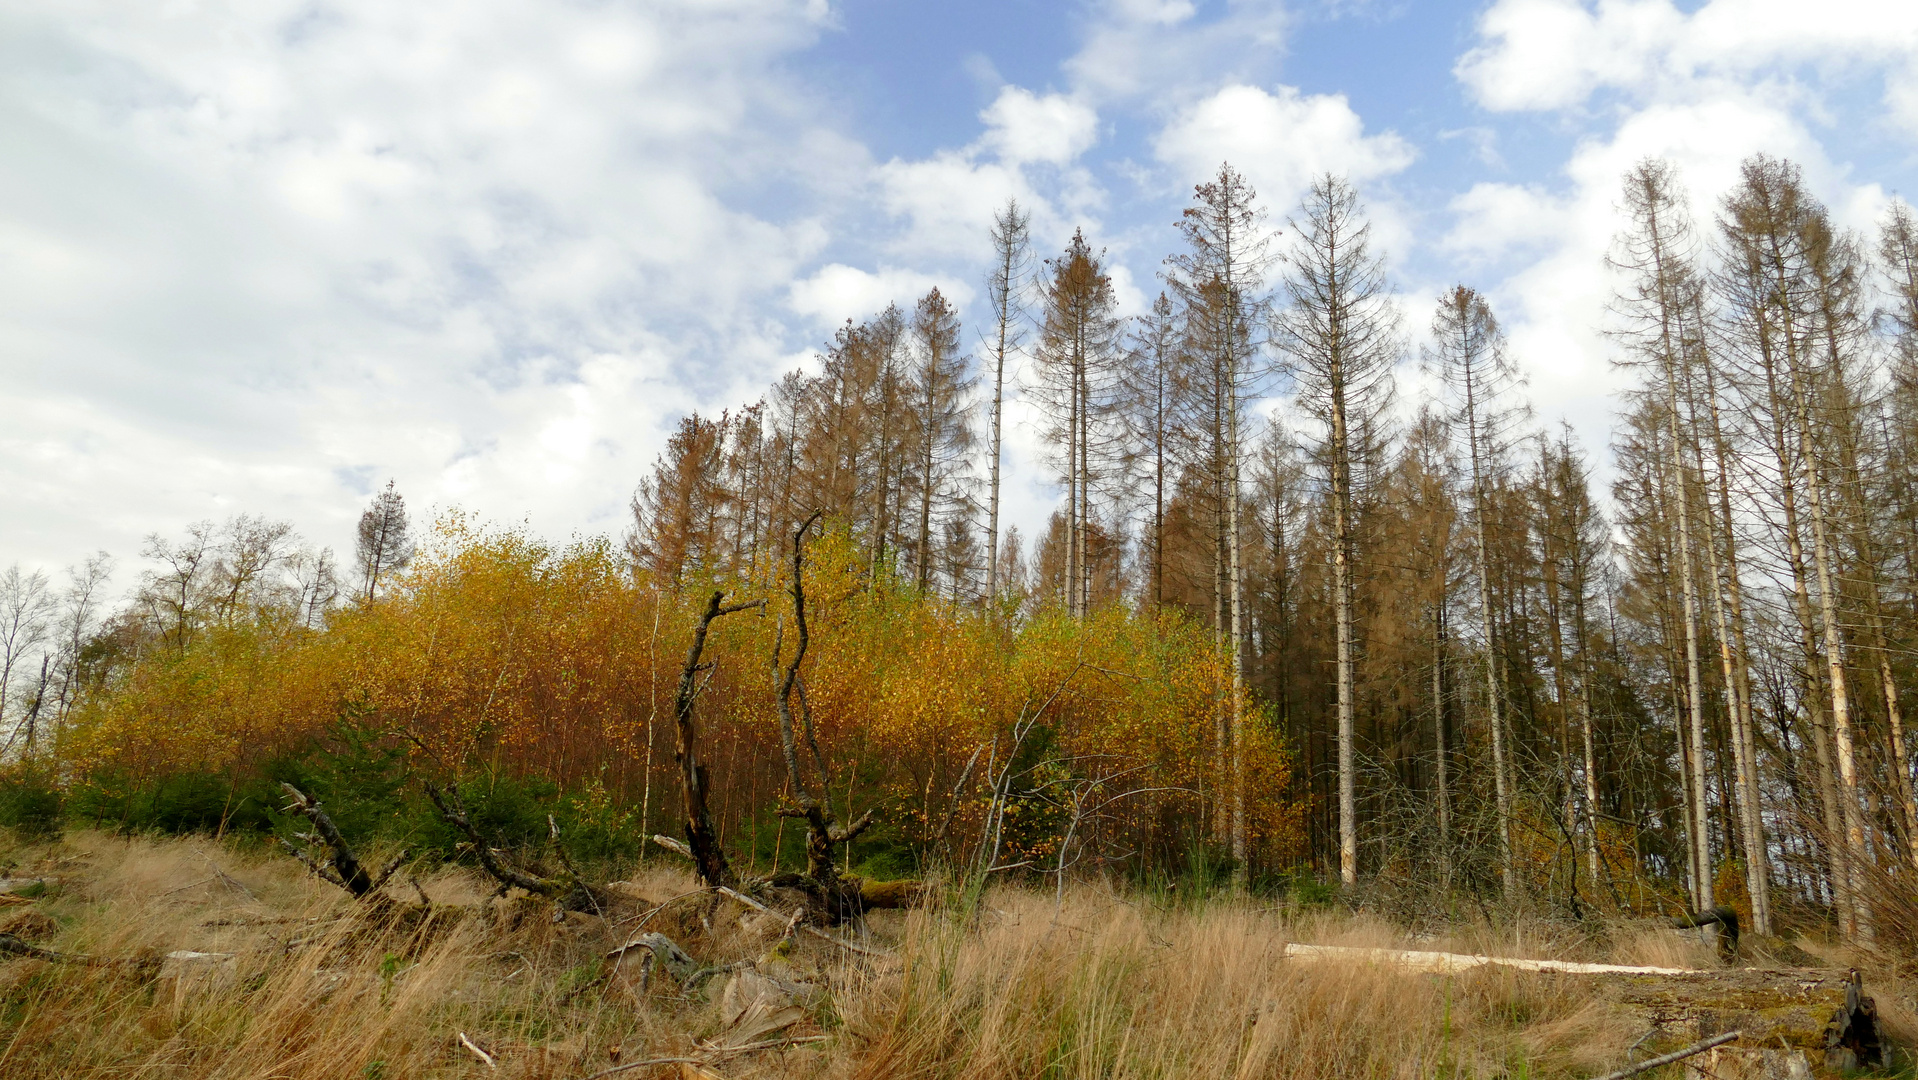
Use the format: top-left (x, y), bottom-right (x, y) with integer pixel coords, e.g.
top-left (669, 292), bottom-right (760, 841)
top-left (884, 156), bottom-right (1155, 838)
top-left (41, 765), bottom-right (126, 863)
top-left (0, 830), bottom-right (1896, 1079)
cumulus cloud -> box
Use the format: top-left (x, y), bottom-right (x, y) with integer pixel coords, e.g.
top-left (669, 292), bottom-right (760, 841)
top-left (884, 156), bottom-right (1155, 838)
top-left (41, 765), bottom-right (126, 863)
top-left (789, 264), bottom-right (974, 326)
top-left (1458, 0), bottom-right (1918, 130)
top-left (1439, 93), bottom-right (1887, 452)
top-left (979, 87), bottom-right (1100, 166)
top-left (0, 0), bottom-right (840, 570)
top-left (874, 86), bottom-right (1106, 261)
top-left (1153, 84), bottom-right (1417, 208)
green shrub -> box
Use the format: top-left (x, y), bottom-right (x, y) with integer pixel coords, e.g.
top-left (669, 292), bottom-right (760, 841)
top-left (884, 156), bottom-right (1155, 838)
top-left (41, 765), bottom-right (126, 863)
top-left (0, 768), bottom-right (64, 838)
top-left (68, 769), bottom-right (279, 835)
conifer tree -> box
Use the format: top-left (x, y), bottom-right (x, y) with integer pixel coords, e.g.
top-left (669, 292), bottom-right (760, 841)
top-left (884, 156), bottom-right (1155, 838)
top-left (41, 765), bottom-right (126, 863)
top-left (1033, 230), bottom-right (1123, 617)
top-left (356, 480), bottom-right (415, 601)
top-left (1166, 164), bottom-right (1274, 880)
top-left (1274, 175), bottom-right (1395, 887)
top-left (1426, 285), bottom-right (1526, 902)
top-left (984, 200), bottom-right (1031, 604)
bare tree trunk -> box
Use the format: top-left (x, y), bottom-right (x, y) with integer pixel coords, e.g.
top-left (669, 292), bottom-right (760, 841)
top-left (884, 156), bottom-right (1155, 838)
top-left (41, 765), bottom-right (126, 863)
top-left (984, 202), bottom-right (1029, 605)
top-left (1228, 377), bottom-right (1247, 885)
top-left (1573, 580), bottom-right (1603, 890)
top-left (1697, 351), bottom-right (1772, 934)
top-left (1463, 377), bottom-right (1515, 903)
top-left (1794, 382), bottom-right (1871, 938)
top-left (918, 368), bottom-right (936, 591)
top-left (1654, 325), bottom-right (1714, 917)
top-left (674, 590), bottom-right (763, 888)
top-left (1334, 391), bottom-right (1360, 888)
top-left (1434, 600), bottom-right (1453, 888)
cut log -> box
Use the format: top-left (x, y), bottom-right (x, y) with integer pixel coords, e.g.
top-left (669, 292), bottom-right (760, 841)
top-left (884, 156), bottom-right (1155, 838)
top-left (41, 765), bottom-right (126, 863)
top-left (1282, 943), bottom-right (1882, 1072)
top-left (1281, 943), bottom-right (1695, 975)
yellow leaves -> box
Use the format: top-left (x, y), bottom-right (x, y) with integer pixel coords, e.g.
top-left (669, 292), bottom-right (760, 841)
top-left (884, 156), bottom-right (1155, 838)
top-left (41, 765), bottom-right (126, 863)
top-left (67, 518), bottom-right (1308, 866)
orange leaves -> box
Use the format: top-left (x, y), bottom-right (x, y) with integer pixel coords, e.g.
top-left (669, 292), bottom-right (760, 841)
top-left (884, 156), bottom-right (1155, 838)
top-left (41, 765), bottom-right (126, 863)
top-left (64, 516), bottom-right (1308, 872)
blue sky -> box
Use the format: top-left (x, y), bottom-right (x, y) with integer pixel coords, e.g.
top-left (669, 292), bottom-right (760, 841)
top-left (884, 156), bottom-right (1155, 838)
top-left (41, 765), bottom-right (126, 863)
top-left (3, 0), bottom-right (1916, 581)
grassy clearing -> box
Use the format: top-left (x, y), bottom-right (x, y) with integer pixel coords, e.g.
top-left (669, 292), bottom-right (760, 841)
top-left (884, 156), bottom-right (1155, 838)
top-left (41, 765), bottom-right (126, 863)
top-left (0, 830), bottom-right (1902, 1079)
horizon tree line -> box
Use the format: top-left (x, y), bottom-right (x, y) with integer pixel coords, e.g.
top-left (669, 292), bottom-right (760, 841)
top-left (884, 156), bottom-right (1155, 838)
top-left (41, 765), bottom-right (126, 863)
top-left (9, 155), bottom-right (1918, 937)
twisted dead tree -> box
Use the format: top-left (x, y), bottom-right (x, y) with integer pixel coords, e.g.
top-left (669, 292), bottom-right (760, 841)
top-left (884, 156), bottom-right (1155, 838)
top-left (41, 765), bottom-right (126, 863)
top-left (768, 512), bottom-right (875, 920)
top-left (673, 590), bottom-right (766, 888)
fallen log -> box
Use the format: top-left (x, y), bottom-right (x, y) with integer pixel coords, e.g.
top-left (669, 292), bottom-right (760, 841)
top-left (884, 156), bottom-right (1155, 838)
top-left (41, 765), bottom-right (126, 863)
top-left (1282, 942), bottom-right (1882, 1074)
top-left (715, 886), bottom-right (890, 958)
top-left (1281, 943), bottom-right (1695, 976)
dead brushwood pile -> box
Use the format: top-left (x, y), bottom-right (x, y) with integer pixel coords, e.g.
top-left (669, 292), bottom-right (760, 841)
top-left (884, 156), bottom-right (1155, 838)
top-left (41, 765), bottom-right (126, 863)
top-left (0, 829), bottom-right (890, 1079)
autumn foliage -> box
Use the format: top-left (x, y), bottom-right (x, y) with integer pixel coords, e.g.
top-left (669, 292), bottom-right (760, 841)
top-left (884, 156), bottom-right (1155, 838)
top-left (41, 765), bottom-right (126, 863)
top-left (59, 513), bottom-right (1301, 880)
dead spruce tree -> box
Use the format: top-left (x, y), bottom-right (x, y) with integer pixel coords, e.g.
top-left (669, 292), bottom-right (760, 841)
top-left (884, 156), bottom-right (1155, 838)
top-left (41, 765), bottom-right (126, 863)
top-left (1165, 163), bottom-right (1274, 881)
top-left (1274, 175), bottom-right (1395, 887)
top-left (1425, 284), bottom-right (1526, 903)
top-left (1611, 159), bottom-right (1718, 921)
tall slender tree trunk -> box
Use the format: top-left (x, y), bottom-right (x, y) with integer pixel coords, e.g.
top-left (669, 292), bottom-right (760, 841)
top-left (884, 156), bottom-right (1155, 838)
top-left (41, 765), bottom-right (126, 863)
top-left (1652, 294), bottom-right (1714, 917)
top-left (1464, 369), bottom-right (1515, 902)
top-left (1571, 567), bottom-right (1604, 889)
top-left (1333, 380), bottom-right (1360, 888)
top-left (1434, 602), bottom-right (1453, 888)
top-left (1080, 359), bottom-right (1093, 614)
top-left (917, 374), bottom-right (935, 591)
top-left (1153, 375), bottom-right (1166, 607)
top-left (1696, 349), bottom-right (1773, 932)
top-left (1539, 504), bottom-right (1583, 898)
top-left (1228, 376), bottom-right (1247, 884)
top-left (1793, 370), bottom-right (1871, 939)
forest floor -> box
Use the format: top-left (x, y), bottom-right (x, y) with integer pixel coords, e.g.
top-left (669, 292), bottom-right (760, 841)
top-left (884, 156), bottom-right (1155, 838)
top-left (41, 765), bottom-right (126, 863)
top-left (0, 829), bottom-right (1907, 1079)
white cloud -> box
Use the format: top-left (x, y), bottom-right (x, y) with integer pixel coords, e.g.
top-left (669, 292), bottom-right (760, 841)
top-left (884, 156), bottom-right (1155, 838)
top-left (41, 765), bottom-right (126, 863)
top-left (874, 85), bottom-right (1107, 262)
top-left (789, 264), bottom-right (974, 326)
top-left (1459, 0), bottom-right (1918, 131)
top-left (1441, 183), bottom-right (1570, 265)
top-left (1442, 93), bottom-right (1885, 465)
top-left (0, 0), bottom-right (842, 573)
top-left (980, 87), bottom-right (1099, 166)
top-left (1066, 0), bottom-right (1288, 104)
top-left (1153, 84), bottom-right (1417, 209)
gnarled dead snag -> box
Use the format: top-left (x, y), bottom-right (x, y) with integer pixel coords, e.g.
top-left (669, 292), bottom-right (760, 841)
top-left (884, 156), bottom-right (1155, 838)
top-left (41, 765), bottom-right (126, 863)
top-left (674, 590), bottom-right (765, 888)
top-left (423, 781), bottom-right (607, 913)
top-left (279, 784), bottom-right (386, 901)
top-left (769, 514), bottom-right (879, 920)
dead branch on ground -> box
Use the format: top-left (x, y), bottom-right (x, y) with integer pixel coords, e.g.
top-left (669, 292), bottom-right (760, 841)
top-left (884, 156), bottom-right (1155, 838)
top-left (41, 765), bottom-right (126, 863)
top-left (278, 784), bottom-right (399, 904)
top-left (422, 780), bottom-right (608, 914)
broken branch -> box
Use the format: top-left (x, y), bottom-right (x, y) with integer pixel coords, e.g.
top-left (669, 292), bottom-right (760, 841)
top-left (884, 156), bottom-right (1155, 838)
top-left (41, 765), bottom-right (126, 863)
top-left (1592, 1031), bottom-right (1740, 1080)
top-left (424, 781), bottom-right (605, 912)
top-left (715, 886), bottom-right (889, 958)
top-left (458, 1032), bottom-right (497, 1069)
top-left (279, 784), bottom-right (375, 898)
